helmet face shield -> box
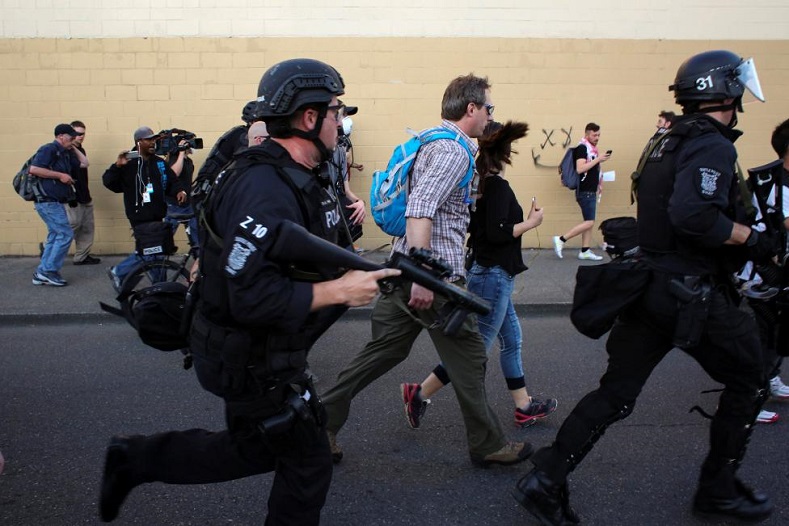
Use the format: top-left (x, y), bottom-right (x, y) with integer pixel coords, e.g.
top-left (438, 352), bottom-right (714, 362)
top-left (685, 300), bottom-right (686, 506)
top-left (737, 57), bottom-right (765, 106)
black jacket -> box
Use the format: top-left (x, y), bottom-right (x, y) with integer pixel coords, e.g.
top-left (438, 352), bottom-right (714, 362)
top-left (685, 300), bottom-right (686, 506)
top-left (638, 114), bottom-right (745, 276)
top-left (198, 140), bottom-right (345, 345)
top-left (102, 156), bottom-right (184, 226)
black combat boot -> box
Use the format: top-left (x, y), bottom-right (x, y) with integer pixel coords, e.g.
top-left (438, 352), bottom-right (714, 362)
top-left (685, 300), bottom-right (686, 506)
top-left (513, 468), bottom-right (580, 526)
top-left (99, 436), bottom-right (142, 522)
top-left (693, 463), bottom-right (773, 522)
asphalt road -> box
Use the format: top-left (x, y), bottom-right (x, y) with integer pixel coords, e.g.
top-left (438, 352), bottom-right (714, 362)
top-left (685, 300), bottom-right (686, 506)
top-left (1, 315), bottom-right (787, 526)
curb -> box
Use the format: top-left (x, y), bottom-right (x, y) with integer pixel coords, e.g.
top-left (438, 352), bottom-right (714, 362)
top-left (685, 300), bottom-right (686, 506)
top-left (0, 303), bottom-right (572, 326)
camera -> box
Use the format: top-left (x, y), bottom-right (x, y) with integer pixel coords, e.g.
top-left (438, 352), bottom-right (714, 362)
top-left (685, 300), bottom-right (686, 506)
top-left (155, 128), bottom-right (204, 156)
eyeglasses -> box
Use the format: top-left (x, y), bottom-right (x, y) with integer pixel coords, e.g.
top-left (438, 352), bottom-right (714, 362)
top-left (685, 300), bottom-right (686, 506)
top-left (326, 104), bottom-right (346, 122)
top-left (483, 103), bottom-right (495, 116)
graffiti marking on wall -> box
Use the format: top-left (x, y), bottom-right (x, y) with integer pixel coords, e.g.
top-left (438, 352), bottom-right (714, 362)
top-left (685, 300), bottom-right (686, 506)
top-left (532, 126), bottom-right (573, 168)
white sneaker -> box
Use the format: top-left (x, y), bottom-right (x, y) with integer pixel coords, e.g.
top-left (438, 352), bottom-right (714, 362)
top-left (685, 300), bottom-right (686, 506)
top-left (578, 249), bottom-right (603, 261)
top-left (553, 236), bottom-right (564, 259)
top-left (756, 409), bottom-right (779, 424)
top-left (769, 376), bottom-right (789, 400)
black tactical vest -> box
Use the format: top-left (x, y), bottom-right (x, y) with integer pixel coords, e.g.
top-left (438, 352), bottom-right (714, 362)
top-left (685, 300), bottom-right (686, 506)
top-left (198, 144), bottom-right (342, 328)
top-left (636, 117), bottom-right (715, 254)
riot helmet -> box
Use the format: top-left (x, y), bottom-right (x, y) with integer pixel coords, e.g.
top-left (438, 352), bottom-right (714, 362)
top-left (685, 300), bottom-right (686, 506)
top-left (256, 58), bottom-right (344, 119)
top-left (669, 50), bottom-right (764, 115)
top-left (255, 58), bottom-right (345, 160)
top-left (241, 100), bottom-right (260, 125)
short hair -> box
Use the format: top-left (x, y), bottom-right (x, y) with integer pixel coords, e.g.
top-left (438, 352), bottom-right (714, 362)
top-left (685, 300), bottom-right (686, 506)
top-left (441, 74), bottom-right (491, 121)
top-left (658, 111), bottom-right (676, 124)
top-left (585, 122), bottom-right (600, 133)
top-left (248, 121), bottom-right (269, 146)
top-left (771, 118), bottom-right (789, 158)
top-left (70, 120), bottom-right (86, 129)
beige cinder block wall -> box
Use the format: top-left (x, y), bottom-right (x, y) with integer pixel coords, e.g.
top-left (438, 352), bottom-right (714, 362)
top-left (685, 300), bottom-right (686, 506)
top-left (1, 4), bottom-right (788, 255)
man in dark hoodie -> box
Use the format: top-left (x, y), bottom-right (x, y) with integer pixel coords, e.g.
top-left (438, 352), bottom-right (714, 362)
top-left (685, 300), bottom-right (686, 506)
top-left (102, 126), bottom-right (186, 289)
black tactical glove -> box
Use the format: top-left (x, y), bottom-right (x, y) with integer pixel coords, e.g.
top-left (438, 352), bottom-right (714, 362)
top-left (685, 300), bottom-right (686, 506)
top-left (746, 229), bottom-right (777, 263)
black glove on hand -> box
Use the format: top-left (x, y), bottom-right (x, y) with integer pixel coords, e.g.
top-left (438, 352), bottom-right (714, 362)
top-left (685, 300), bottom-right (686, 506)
top-left (746, 229), bottom-right (777, 263)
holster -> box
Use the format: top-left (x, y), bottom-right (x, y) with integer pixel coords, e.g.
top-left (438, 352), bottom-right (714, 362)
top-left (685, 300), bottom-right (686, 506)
top-left (257, 380), bottom-right (326, 455)
top-left (668, 276), bottom-right (712, 348)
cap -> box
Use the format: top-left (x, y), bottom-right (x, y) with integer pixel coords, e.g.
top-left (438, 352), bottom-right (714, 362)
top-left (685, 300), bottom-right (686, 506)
top-left (133, 126), bottom-right (159, 142)
top-left (338, 100), bottom-right (358, 116)
top-left (54, 123), bottom-right (78, 137)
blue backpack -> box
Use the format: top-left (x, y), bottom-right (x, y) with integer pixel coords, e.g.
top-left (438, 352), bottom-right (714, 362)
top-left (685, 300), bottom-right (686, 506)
top-left (559, 147), bottom-right (580, 190)
top-left (370, 127), bottom-right (475, 237)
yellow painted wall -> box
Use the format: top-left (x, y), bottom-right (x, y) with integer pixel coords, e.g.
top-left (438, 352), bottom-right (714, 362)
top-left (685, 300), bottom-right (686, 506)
top-left (1, 37), bottom-right (788, 254)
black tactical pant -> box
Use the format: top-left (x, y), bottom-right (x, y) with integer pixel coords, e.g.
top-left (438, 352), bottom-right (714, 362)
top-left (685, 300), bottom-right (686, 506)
top-left (121, 319), bottom-right (332, 526)
top-left (532, 272), bottom-right (766, 498)
top-left (749, 298), bottom-right (785, 381)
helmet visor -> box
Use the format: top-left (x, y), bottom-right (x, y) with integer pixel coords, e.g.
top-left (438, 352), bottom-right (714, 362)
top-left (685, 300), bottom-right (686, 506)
top-left (738, 58), bottom-right (765, 104)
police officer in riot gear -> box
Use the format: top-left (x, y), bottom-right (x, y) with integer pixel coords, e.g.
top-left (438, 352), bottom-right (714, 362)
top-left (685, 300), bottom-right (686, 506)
top-left (98, 58), bottom-right (398, 525)
top-left (191, 100), bottom-right (261, 206)
top-left (513, 50), bottom-right (775, 524)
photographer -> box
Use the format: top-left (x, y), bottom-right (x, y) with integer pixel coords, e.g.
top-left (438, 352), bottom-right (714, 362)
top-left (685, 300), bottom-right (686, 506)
top-left (102, 126), bottom-right (187, 290)
top-left (162, 130), bottom-right (201, 248)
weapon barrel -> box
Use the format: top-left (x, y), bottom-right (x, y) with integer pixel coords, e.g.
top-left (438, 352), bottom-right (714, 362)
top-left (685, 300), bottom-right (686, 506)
top-left (269, 221), bottom-right (383, 272)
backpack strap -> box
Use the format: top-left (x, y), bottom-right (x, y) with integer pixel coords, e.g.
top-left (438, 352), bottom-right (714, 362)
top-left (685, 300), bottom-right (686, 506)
top-left (197, 151), bottom-right (311, 251)
top-left (418, 127), bottom-right (476, 191)
top-left (630, 129), bottom-right (674, 204)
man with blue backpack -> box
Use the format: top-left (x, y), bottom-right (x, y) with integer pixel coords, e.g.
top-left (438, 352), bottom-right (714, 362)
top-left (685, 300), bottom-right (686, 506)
top-left (322, 74), bottom-right (534, 468)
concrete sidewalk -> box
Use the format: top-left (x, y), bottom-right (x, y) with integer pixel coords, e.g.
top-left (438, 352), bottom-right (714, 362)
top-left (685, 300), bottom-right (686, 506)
top-left (0, 248), bottom-right (600, 323)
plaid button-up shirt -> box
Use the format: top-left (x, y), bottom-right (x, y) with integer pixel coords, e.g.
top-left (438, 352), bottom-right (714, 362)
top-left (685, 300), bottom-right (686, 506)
top-left (393, 120), bottom-right (477, 277)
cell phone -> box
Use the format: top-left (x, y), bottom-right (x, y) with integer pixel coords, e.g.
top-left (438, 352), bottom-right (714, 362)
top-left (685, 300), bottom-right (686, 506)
top-left (125, 151), bottom-right (140, 160)
top-left (606, 150), bottom-right (613, 155)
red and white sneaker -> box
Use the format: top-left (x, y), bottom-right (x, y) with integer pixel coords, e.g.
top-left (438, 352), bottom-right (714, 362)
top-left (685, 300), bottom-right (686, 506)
top-left (756, 410), bottom-right (779, 424)
top-left (769, 376), bottom-right (789, 400)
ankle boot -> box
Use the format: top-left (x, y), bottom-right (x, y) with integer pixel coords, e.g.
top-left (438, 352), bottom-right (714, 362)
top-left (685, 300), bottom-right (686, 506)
top-left (512, 468), bottom-right (580, 525)
top-left (693, 464), bottom-right (772, 522)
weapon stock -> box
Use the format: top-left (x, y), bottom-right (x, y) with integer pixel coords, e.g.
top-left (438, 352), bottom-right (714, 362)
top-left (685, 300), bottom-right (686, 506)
top-left (269, 221), bottom-right (491, 335)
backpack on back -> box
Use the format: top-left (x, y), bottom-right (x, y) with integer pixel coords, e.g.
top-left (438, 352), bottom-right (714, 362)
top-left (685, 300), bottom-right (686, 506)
top-left (558, 147), bottom-right (580, 190)
top-left (370, 127), bottom-right (475, 237)
top-left (12, 154), bottom-right (42, 201)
